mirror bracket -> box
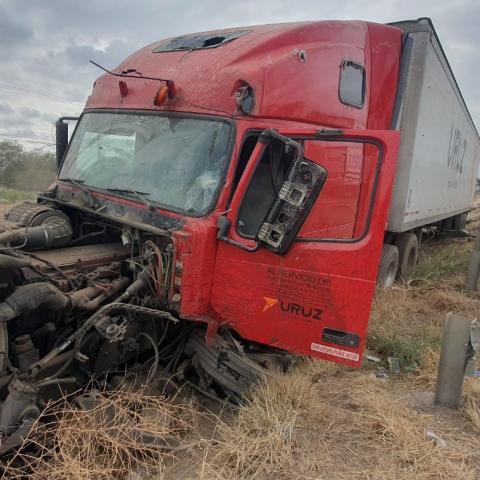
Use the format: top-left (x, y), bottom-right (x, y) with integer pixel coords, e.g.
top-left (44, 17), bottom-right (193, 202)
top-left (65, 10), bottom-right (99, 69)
top-left (217, 215), bottom-right (260, 252)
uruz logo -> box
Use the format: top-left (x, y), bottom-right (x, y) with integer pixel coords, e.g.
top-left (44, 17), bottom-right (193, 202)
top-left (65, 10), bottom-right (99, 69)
top-left (262, 297), bottom-right (322, 320)
top-left (280, 301), bottom-right (322, 319)
top-left (447, 125), bottom-right (467, 174)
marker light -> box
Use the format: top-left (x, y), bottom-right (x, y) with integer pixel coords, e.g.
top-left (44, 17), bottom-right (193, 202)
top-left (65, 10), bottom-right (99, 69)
top-left (154, 84), bottom-right (169, 106)
top-left (154, 80), bottom-right (177, 106)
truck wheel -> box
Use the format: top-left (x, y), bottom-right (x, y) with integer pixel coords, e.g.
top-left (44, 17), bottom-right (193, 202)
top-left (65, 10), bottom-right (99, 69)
top-left (394, 232), bottom-right (419, 281)
top-left (377, 244), bottom-right (399, 289)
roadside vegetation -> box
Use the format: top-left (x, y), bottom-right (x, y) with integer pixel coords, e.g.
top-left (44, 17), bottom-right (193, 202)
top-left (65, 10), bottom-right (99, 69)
top-left (0, 140), bottom-right (56, 203)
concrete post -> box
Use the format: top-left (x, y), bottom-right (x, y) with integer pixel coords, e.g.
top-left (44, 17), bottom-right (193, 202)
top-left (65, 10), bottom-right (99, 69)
top-left (466, 229), bottom-right (480, 292)
top-left (435, 313), bottom-right (471, 408)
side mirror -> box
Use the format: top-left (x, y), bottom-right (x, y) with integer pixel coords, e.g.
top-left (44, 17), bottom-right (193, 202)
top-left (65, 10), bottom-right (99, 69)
top-left (218, 129), bottom-right (327, 254)
top-left (55, 117), bottom-right (79, 170)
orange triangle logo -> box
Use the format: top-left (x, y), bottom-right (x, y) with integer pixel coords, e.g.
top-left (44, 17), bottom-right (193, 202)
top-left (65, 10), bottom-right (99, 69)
top-left (262, 297), bottom-right (279, 312)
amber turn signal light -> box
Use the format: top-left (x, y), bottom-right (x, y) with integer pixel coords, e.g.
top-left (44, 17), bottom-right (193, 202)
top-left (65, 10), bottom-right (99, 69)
top-left (154, 84), bottom-right (169, 106)
top-left (154, 80), bottom-right (177, 106)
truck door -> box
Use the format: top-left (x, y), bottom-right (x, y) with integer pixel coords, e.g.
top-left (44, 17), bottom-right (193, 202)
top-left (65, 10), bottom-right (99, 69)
top-left (210, 128), bottom-right (399, 367)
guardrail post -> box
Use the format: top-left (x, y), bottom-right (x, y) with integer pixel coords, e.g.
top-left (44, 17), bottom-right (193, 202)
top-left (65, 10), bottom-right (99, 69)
top-left (466, 230), bottom-right (480, 292)
top-left (435, 313), bottom-right (477, 408)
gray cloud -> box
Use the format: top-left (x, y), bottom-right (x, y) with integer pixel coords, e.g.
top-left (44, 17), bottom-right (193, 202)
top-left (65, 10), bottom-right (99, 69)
top-left (0, 104), bottom-right (14, 115)
top-left (0, 0), bottom-right (478, 147)
top-left (0, 3), bottom-right (32, 46)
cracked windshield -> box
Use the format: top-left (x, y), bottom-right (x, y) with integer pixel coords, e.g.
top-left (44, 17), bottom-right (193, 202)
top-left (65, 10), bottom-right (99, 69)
top-left (59, 112), bottom-right (232, 214)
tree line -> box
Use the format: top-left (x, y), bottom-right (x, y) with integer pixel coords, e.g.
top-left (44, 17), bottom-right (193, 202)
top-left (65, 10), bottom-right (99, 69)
top-left (0, 140), bottom-right (57, 193)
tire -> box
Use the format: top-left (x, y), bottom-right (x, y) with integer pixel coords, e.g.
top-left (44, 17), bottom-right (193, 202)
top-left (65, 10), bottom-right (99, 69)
top-left (440, 217), bottom-right (453, 232)
top-left (394, 232), bottom-right (419, 281)
top-left (452, 213), bottom-right (467, 231)
top-left (377, 244), bottom-right (399, 289)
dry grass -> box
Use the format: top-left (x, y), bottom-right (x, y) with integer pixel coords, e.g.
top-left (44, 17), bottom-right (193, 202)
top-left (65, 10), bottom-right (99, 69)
top-left (463, 378), bottom-right (480, 433)
top-left (202, 363), bottom-right (480, 479)
top-left (2, 388), bottom-right (197, 480)
top-left (368, 236), bottom-right (480, 371)
top-left (203, 371), bottom-right (321, 479)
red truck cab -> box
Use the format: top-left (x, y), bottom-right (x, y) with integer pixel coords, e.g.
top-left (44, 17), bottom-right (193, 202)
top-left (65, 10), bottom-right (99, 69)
top-left (54, 20), bottom-right (402, 367)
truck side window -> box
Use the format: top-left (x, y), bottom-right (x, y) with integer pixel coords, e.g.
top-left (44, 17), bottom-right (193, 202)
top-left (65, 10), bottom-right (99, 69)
top-left (298, 141), bottom-right (379, 240)
top-left (339, 60), bottom-right (365, 108)
top-left (237, 139), bottom-right (294, 238)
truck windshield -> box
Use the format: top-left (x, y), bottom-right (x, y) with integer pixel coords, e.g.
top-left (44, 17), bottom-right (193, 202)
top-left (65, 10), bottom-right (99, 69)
top-left (59, 112), bottom-right (232, 215)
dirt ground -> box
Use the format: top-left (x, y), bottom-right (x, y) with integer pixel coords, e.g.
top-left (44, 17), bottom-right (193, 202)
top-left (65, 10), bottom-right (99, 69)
top-left (1, 204), bottom-right (480, 479)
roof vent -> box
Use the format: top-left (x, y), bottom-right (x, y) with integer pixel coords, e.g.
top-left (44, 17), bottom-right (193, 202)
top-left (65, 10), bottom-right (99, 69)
top-left (153, 30), bottom-right (250, 52)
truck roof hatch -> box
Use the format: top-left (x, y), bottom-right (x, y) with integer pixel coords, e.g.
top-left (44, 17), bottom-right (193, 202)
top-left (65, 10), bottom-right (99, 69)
top-left (153, 30), bottom-right (251, 52)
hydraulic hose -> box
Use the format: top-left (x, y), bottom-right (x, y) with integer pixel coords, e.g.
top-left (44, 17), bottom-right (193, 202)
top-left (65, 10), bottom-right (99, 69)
top-left (0, 220), bottom-right (72, 250)
top-left (0, 254), bottom-right (33, 270)
top-left (0, 278), bottom-right (132, 323)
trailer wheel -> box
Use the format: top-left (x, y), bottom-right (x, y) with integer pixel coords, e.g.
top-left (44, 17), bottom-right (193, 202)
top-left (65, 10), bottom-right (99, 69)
top-left (394, 232), bottom-right (419, 281)
top-left (440, 217), bottom-right (453, 232)
top-left (377, 244), bottom-right (399, 289)
top-left (453, 213), bottom-right (467, 231)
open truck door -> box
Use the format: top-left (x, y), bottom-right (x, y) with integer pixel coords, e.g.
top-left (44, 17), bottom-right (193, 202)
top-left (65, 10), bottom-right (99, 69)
top-left (211, 128), bottom-right (400, 367)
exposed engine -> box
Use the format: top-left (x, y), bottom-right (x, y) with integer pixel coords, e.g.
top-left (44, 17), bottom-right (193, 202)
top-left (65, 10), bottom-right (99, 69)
top-left (0, 202), bottom-right (183, 455)
top-left (0, 200), bottom-right (280, 460)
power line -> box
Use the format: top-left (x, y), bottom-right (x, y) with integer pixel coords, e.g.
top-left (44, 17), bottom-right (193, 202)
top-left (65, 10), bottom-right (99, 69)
top-left (0, 83), bottom-right (84, 106)
top-left (0, 128), bottom-right (53, 136)
top-left (0, 134), bottom-right (55, 145)
top-left (0, 132), bottom-right (52, 139)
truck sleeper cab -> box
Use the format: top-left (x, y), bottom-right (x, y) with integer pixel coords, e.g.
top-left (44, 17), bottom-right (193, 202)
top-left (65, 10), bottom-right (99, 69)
top-left (51, 18), bottom-right (478, 370)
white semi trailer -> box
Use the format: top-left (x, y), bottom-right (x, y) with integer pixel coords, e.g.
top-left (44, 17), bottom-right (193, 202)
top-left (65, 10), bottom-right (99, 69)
top-left (377, 18), bottom-right (480, 287)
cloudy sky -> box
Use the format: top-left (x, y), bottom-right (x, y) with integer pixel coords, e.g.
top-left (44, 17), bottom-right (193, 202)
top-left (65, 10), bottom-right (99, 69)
top-left (0, 0), bottom-right (478, 149)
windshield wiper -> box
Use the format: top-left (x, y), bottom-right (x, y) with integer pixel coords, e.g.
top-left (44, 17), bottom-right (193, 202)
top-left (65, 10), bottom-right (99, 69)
top-left (58, 177), bottom-right (96, 208)
top-left (105, 188), bottom-right (156, 211)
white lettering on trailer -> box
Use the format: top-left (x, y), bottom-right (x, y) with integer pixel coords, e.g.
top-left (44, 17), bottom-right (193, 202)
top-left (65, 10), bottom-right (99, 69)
top-left (311, 343), bottom-right (359, 362)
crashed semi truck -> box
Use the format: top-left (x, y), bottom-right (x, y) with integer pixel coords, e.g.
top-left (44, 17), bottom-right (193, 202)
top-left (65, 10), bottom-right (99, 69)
top-left (0, 17), bottom-right (478, 453)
